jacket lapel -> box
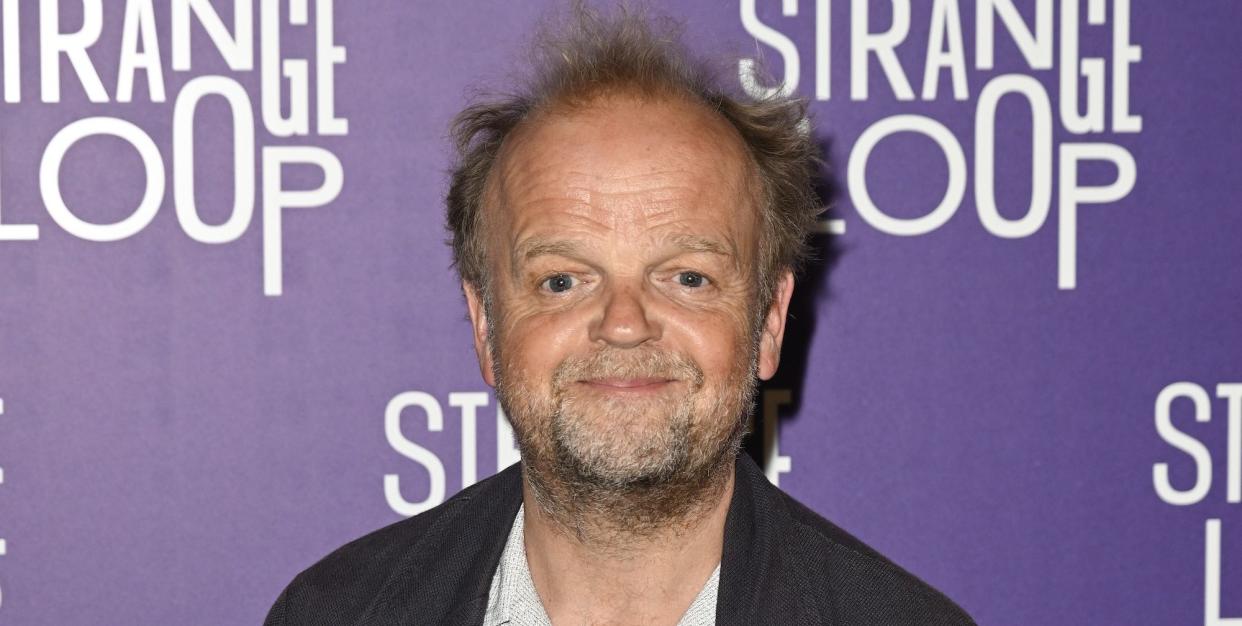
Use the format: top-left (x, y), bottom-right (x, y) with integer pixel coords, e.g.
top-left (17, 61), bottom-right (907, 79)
top-left (358, 463), bottom-right (524, 626)
top-left (718, 455), bottom-right (835, 625)
top-left (716, 455), bottom-right (773, 624)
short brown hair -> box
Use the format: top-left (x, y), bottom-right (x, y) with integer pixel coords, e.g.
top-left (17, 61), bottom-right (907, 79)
top-left (445, 4), bottom-right (821, 314)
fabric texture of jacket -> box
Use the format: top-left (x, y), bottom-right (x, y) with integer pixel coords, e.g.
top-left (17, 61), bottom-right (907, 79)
top-left (265, 455), bottom-right (976, 625)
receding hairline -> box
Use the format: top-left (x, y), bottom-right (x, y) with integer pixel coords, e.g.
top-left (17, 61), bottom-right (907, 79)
top-left (476, 88), bottom-right (767, 263)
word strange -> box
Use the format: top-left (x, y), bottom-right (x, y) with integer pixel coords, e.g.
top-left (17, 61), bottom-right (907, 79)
top-left (1152, 382), bottom-right (1242, 626)
top-left (0, 0), bottom-right (349, 296)
top-left (740, 0), bottom-right (1142, 290)
top-left (384, 389), bottom-right (797, 517)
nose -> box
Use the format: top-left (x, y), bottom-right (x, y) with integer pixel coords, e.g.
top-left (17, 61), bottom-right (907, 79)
top-left (589, 280), bottom-right (661, 348)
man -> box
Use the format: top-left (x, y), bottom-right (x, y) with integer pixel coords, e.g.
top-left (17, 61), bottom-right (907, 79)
top-left (266, 6), bottom-right (973, 625)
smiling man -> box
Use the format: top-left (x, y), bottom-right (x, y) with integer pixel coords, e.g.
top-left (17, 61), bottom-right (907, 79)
top-left (266, 6), bottom-right (973, 626)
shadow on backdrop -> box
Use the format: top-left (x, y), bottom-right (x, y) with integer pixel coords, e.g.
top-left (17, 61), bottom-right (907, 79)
top-left (746, 133), bottom-right (846, 469)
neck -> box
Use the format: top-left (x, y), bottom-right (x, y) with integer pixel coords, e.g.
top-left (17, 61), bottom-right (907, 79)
top-left (519, 458), bottom-right (735, 624)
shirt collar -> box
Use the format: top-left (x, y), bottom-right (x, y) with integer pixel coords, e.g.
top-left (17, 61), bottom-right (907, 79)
top-left (485, 503), bottom-right (723, 626)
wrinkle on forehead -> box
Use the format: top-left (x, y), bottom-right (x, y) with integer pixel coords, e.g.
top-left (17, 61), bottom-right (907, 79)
top-left (481, 93), bottom-right (762, 274)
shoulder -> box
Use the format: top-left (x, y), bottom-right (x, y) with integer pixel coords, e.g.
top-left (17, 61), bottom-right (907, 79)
top-left (766, 485), bottom-right (976, 625)
top-left (265, 500), bottom-right (457, 624)
top-left (264, 464), bottom-right (523, 626)
top-left (726, 456), bottom-right (974, 625)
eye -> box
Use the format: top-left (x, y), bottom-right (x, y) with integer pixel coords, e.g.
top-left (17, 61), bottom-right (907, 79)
top-left (676, 271), bottom-right (709, 288)
top-left (540, 273), bottom-right (577, 293)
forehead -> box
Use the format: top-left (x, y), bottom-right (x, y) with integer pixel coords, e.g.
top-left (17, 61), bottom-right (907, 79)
top-left (484, 93), bottom-right (759, 252)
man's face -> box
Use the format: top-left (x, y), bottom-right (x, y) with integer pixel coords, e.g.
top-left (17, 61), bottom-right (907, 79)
top-left (464, 94), bottom-right (794, 490)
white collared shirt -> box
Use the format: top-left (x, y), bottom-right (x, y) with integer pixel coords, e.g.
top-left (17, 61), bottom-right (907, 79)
top-left (483, 505), bottom-right (720, 626)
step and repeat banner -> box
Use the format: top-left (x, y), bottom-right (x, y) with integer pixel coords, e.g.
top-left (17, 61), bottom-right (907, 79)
top-left (0, 1), bottom-right (1236, 624)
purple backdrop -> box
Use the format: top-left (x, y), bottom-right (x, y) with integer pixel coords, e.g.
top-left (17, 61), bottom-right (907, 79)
top-left (0, 1), bottom-right (1238, 624)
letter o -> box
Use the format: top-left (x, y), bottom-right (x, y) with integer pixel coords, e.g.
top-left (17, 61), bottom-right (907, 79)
top-left (40, 117), bottom-right (165, 242)
top-left (975, 75), bottom-right (1053, 239)
top-left (173, 76), bottom-right (256, 244)
top-left (848, 114), bottom-right (966, 236)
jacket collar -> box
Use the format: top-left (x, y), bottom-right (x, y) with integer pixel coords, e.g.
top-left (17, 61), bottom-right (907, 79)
top-left (717, 454), bottom-right (777, 624)
top-left (359, 455), bottom-right (777, 625)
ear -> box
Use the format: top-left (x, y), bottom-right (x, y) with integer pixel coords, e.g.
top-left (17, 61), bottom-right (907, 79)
top-left (757, 270), bottom-right (795, 381)
top-left (462, 281), bottom-right (497, 387)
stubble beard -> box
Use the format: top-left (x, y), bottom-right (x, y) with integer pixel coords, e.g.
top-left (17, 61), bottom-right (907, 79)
top-left (491, 321), bottom-right (760, 547)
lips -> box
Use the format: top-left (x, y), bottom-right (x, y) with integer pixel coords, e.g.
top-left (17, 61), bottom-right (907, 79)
top-left (579, 377), bottom-right (675, 391)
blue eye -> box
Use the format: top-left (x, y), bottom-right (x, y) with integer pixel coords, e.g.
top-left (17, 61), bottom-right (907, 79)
top-left (677, 272), bottom-right (708, 288)
top-left (542, 274), bottom-right (576, 293)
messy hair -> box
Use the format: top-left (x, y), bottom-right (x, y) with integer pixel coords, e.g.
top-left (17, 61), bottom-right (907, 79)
top-left (445, 3), bottom-right (821, 315)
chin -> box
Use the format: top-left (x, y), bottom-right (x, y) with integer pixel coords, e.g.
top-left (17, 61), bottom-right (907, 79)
top-left (553, 413), bottom-right (687, 480)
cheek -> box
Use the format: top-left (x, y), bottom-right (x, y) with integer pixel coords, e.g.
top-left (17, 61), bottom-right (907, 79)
top-left (498, 306), bottom-right (586, 382)
top-left (662, 306), bottom-right (753, 381)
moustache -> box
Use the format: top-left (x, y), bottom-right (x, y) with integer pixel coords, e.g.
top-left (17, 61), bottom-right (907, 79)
top-left (552, 348), bottom-right (705, 391)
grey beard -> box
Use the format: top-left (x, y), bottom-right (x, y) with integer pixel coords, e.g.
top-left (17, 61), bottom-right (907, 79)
top-left (494, 342), bottom-right (759, 548)
top-left (524, 403), bottom-right (750, 548)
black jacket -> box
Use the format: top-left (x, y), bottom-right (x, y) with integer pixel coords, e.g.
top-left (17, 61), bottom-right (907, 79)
top-left (265, 455), bottom-right (975, 625)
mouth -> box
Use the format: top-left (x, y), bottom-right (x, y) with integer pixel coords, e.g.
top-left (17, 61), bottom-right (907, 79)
top-left (577, 377), bottom-right (677, 393)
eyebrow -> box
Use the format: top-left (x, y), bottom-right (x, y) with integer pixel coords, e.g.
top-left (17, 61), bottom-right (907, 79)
top-left (666, 234), bottom-right (733, 257)
top-left (516, 238), bottom-right (584, 263)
